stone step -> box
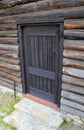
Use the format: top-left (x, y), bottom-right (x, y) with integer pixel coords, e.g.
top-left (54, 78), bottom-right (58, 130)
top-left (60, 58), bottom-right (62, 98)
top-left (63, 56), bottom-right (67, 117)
top-left (14, 98), bottom-right (64, 128)
top-left (4, 98), bottom-right (64, 129)
top-left (3, 109), bottom-right (62, 130)
top-left (3, 98), bottom-right (84, 130)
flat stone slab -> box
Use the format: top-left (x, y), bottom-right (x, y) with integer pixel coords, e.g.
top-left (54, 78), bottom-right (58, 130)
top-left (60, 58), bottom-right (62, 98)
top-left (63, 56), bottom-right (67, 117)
top-left (15, 98), bottom-right (64, 128)
top-left (4, 98), bottom-right (64, 129)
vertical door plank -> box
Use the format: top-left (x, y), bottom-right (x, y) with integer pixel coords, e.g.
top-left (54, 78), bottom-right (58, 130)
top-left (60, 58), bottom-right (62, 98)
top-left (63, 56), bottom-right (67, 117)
top-left (54, 28), bottom-right (59, 103)
top-left (47, 36), bottom-right (52, 93)
top-left (52, 36), bottom-right (56, 94)
top-left (27, 36), bottom-right (32, 88)
top-left (31, 36), bottom-right (36, 88)
top-left (43, 36), bottom-right (48, 92)
top-left (34, 36), bottom-right (39, 89)
top-left (38, 36), bottom-right (43, 90)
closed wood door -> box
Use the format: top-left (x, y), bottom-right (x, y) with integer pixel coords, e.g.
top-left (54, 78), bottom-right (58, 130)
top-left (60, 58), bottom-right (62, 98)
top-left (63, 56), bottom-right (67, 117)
top-left (18, 19), bottom-right (63, 105)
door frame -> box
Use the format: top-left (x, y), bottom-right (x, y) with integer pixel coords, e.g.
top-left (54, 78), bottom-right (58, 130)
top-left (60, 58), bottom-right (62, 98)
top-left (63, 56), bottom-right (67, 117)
top-left (17, 18), bottom-right (64, 106)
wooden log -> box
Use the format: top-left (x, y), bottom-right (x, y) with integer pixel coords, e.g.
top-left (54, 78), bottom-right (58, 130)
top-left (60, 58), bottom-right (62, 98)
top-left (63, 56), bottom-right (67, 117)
top-left (63, 49), bottom-right (84, 61)
top-left (0, 76), bottom-right (15, 84)
top-left (61, 105), bottom-right (84, 118)
top-left (0, 79), bottom-right (22, 93)
top-left (0, 30), bottom-right (17, 37)
top-left (64, 18), bottom-right (84, 29)
top-left (0, 44), bottom-right (18, 52)
top-left (64, 40), bottom-right (84, 50)
top-left (0, 62), bottom-right (20, 71)
top-left (62, 83), bottom-right (84, 95)
top-left (0, 50), bottom-right (18, 58)
top-left (0, 23), bottom-right (16, 31)
top-left (0, 80), bottom-right (14, 90)
top-left (0, 6), bottom-right (84, 24)
top-left (0, 76), bottom-right (22, 91)
top-left (65, 18), bottom-right (84, 24)
top-left (64, 30), bottom-right (84, 40)
top-left (0, 57), bottom-right (19, 65)
top-left (63, 67), bottom-right (84, 79)
top-left (64, 24), bottom-right (84, 29)
top-left (0, 37), bottom-right (17, 44)
top-left (0, 67), bottom-right (21, 77)
top-left (0, 0), bottom-right (84, 16)
top-left (61, 90), bottom-right (84, 104)
top-left (63, 58), bottom-right (84, 69)
top-left (0, 71), bottom-right (21, 83)
top-left (61, 98), bottom-right (84, 111)
top-left (62, 75), bottom-right (84, 87)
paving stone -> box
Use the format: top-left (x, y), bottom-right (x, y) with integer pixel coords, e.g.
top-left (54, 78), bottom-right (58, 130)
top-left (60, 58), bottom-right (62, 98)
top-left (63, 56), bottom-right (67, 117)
top-left (18, 124), bottom-right (33, 130)
top-left (48, 115), bottom-right (64, 128)
top-left (29, 106), bottom-right (50, 122)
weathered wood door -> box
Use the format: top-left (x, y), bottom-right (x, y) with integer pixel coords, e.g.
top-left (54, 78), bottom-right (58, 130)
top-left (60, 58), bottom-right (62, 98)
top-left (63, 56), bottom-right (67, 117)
top-left (18, 19), bottom-right (64, 105)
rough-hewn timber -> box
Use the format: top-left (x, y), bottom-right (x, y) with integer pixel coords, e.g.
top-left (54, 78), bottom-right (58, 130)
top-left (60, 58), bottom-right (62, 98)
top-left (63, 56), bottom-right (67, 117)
top-left (0, 0), bottom-right (84, 117)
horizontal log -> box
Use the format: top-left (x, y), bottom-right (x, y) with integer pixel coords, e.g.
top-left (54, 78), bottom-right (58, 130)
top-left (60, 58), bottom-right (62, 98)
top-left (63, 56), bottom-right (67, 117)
top-left (64, 40), bottom-right (84, 50)
top-left (0, 0), bottom-right (41, 9)
top-left (61, 98), bottom-right (84, 111)
top-left (64, 18), bottom-right (84, 29)
top-left (63, 58), bottom-right (84, 69)
top-left (65, 18), bottom-right (84, 24)
top-left (0, 76), bottom-right (15, 84)
top-left (0, 71), bottom-right (21, 83)
top-left (0, 6), bottom-right (84, 24)
top-left (0, 30), bottom-right (17, 37)
top-left (0, 62), bottom-right (20, 71)
top-left (0, 50), bottom-right (18, 58)
top-left (0, 67), bottom-right (21, 77)
top-left (61, 90), bottom-right (84, 104)
top-left (0, 37), bottom-right (17, 44)
top-left (62, 83), bottom-right (84, 95)
top-left (0, 79), bottom-right (22, 93)
top-left (61, 105), bottom-right (84, 118)
top-left (63, 67), bottom-right (84, 79)
top-left (0, 76), bottom-right (22, 89)
top-left (64, 30), bottom-right (84, 40)
top-left (62, 75), bottom-right (84, 87)
top-left (0, 23), bottom-right (17, 31)
top-left (0, 80), bottom-right (14, 90)
top-left (0, 0), bottom-right (84, 16)
top-left (0, 44), bottom-right (18, 52)
top-left (63, 49), bottom-right (84, 61)
top-left (64, 24), bottom-right (84, 29)
top-left (0, 57), bottom-right (19, 65)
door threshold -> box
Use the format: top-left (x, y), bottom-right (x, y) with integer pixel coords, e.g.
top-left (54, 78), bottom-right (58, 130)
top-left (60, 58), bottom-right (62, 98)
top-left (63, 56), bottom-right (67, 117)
top-left (24, 94), bottom-right (60, 111)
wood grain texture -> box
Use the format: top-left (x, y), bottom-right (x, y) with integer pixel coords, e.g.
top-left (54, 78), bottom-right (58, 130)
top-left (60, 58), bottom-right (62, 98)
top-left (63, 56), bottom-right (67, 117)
top-left (61, 98), bottom-right (84, 111)
top-left (63, 49), bottom-right (84, 61)
top-left (61, 90), bottom-right (84, 104)
top-left (0, 6), bottom-right (84, 24)
top-left (0, 62), bottom-right (20, 71)
top-left (0, 0), bottom-right (84, 116)
top-left (0, 71), bottom-right (21, 83)
top-left (0, 57), bottom-right (19, 65)
top-left (0, 30), bottom-right (17, 37)
top-left (64, 40), bottom-right (84, 50)
top-left (63, 67), bottom-right (84, 79)
top-left (0, 37), bottom-right (17, 44)
top-left (61, 105), bottom-right (84, 117)
top-left (64, 29), bottom-right (84, 40)
top-left (63, 58), bottom-right (84, 69)
top-left (62, 75), bottom-right (84, 87)
top-left (62, 83), bottom-right (84, 95)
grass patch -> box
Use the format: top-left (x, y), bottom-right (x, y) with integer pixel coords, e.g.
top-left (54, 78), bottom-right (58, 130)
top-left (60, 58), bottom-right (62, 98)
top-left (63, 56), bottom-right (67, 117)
top-left (0, 91), bottom-right (21, 130)
top-left (62, 120), bottom-right (73, 130)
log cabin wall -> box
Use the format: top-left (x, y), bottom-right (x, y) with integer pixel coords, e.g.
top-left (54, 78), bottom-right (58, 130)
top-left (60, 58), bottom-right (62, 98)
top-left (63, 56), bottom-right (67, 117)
top-left (0, 0), bottom-right (84, 117)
